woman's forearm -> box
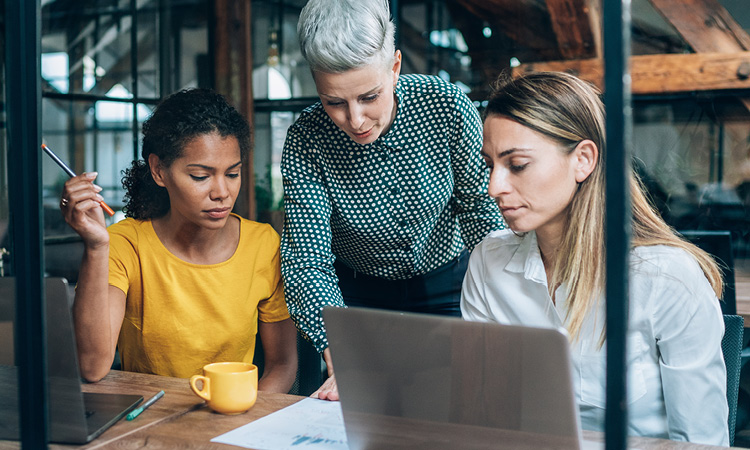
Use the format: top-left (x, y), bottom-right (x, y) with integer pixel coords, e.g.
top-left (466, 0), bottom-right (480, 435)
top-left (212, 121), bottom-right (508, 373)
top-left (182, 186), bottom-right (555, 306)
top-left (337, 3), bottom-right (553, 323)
top-left (257, 319), bottom-right (299, 393)
top-left (258, 361), bottom-right (298, 393)
top-left (72, 244), bottom-right (118, 382)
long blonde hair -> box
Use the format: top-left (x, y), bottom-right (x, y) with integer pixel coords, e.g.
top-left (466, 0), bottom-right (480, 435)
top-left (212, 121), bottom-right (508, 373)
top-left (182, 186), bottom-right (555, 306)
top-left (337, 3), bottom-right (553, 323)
top-left (484, 71), bottom-right (723, 342)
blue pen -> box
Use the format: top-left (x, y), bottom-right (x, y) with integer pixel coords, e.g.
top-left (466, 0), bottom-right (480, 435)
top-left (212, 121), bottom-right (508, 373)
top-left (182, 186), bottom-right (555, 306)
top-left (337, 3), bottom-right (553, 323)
top-left (126, 390), bottom-right (165, 421)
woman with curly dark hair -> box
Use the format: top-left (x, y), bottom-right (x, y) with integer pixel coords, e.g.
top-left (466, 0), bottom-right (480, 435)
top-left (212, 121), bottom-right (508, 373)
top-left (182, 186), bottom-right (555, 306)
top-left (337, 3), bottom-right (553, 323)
top-left (59, 88), bottom-right (297, 392)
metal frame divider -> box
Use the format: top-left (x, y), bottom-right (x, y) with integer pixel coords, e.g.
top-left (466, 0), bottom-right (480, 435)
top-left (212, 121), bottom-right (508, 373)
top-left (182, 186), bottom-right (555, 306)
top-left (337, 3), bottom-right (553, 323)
top-left (603, 1), bottom-right (632, 449)
top-left (5, 0), bottom-right (48, 447)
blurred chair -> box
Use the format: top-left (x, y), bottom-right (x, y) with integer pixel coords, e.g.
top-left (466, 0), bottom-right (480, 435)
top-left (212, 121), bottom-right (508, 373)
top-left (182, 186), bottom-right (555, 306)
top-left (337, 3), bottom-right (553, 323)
top-left (678, 230), bottom-right (736, 315)
top-left (254, 329), bottom-right (324, 396)
top-left (289, 333), bottom-right (325, 396)
top-left (723, 314), bottom-right (744, 447)
top-left (44, 234), bottom-right (84, 285)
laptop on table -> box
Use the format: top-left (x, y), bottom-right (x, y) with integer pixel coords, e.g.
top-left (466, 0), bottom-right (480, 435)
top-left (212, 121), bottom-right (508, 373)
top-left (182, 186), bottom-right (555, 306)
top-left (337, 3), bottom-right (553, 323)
top-left (324, 307), bottom-right (602, 450)
top-left (0, 277), bottom-right (143, 444)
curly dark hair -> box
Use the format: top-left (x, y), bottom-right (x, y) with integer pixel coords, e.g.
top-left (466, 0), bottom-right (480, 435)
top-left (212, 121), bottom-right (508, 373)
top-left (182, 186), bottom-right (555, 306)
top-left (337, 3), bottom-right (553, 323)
top-left (122, 88), bottom-right (251, 219)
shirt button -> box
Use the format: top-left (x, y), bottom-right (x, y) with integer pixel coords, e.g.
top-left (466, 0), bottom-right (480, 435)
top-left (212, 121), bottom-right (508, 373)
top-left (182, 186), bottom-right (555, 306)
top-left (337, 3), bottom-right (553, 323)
top-left (398, 220), bottom-right (408, 227)
top-left (391, 187), bottom-right (401, 195)
top-left (381, 154), bottom-right (388, 161)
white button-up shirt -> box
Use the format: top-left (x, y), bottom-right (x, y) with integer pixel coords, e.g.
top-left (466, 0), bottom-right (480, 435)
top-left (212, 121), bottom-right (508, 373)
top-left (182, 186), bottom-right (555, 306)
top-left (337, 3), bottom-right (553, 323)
top-left (461, 230), bottom-right (729, 446)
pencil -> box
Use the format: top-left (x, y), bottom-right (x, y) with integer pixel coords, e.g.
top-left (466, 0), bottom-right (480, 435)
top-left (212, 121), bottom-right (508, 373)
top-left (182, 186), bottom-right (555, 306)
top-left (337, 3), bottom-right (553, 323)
top-left (126, 390), bottom-right (165, 421)
top-left (41, 144), bottom-right (115, 216)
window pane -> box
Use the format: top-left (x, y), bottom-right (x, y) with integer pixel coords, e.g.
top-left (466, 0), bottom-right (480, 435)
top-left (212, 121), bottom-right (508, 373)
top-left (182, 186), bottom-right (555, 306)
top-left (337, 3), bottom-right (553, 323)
top-left (41, 99), bottom-right (155, 236)
top-left (633, 98), bottom-right (750, 262)
top-left (254, 111), bottom-right (295, 229)
top-left (174, 1), bottom-right (212, 90)
top-left (136, 2), bottom-right (159, 98)
top-left (251, 0), bottom-right (316, 99)
top-left (42, 2), bottom-right (138, 96)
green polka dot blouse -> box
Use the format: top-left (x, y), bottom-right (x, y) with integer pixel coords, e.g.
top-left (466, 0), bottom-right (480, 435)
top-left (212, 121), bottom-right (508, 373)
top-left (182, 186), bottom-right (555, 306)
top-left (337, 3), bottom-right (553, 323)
top-left (280, 74), bottom-right (505, 352)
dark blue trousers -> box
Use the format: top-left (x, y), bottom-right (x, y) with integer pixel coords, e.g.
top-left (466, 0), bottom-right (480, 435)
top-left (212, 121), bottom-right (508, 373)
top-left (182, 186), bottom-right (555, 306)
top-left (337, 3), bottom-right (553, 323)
top-left (333, 250), bottom-right (469, 317)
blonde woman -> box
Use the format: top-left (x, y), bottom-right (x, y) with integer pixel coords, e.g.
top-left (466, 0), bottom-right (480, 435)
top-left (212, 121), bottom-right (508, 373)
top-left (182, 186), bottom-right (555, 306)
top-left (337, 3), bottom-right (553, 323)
top-left (461, 71), bottom-right (728, 446)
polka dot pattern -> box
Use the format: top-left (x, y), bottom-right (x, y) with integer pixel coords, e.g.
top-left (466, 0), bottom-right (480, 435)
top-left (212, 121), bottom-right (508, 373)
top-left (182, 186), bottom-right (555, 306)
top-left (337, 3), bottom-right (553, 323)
top-left (280, 74), bottom-right (505, 351)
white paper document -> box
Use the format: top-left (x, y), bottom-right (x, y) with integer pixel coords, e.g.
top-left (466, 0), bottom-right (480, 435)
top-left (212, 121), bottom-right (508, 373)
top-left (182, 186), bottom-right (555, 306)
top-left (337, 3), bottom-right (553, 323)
top-left (211, 398), bottom-right (349, 450)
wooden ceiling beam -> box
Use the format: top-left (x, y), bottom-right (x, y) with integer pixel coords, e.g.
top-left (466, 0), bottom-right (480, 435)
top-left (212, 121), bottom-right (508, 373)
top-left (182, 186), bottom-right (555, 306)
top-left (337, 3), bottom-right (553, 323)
top-left (646, 0), bottom-right (750, 110)
top-left (544, 0), bottom-right (600, 59)
top-left (450, 0), bottom-right (565, 60)
top-left (514, 52), bottom-right (750, 95)
top-left (648, 0), bottom-right (750, 53)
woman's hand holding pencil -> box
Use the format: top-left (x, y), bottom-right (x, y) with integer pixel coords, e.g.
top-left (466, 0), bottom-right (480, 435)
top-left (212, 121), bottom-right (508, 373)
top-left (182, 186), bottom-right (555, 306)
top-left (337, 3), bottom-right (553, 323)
top-left (42, 144), bottom-right (115, 216)
top-left (59, 171), bottom-right (111, 249)
top-left (43, 143), bottom-right (114, 249)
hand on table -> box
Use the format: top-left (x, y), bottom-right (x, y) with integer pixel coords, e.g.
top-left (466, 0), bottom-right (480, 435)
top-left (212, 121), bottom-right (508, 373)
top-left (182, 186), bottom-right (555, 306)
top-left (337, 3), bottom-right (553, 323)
top-left (311, 348), bottom-right (339, 401)
top-left (311, 374), bottom-right (339, 401)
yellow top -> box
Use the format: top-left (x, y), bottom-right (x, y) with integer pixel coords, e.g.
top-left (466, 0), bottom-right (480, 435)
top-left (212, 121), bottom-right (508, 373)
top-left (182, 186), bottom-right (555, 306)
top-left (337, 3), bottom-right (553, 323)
top-left (107, 214), bottom-right (289, 378)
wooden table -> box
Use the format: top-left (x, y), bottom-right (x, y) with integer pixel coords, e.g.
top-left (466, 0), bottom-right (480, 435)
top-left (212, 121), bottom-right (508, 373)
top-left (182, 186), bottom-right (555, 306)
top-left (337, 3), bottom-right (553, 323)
top-left (0, 370), bottom-right (739, 449)
top-left (0, 370), bottom-right (200, 450)
top-left (0, 370), bottom-right (301, 450)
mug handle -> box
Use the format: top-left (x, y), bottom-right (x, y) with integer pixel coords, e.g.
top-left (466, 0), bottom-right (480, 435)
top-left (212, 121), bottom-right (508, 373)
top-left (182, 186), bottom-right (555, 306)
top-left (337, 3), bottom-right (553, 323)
top-left (189, 375), bottom-right (211, 401)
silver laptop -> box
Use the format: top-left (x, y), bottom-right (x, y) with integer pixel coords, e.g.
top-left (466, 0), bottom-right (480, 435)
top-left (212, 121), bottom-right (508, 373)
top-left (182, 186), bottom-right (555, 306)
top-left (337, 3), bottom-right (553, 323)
top-left (325, 307), bottom-right (601, 450)
top-left (0, 277), bottom-right (143, 444)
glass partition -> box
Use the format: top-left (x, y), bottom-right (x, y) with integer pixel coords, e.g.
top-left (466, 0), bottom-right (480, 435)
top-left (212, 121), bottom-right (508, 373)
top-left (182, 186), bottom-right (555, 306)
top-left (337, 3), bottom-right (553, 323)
top-left (4, 0), bottom-right (749, 447)
top-left (0, 0), bottom-right (18, 443)
top-left (39, 0), bottom-right (209, 285)
top-left (2, 0), bottom-right (210, 445)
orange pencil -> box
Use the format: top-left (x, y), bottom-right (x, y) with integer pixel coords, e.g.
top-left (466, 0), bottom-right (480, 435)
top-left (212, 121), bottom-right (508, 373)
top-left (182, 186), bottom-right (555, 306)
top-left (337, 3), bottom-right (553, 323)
top-left (41, 144), bottom-right (115, 216)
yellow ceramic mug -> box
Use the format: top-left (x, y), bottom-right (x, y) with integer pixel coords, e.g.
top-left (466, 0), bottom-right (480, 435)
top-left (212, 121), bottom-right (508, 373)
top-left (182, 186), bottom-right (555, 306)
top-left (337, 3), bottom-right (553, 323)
top-left (189, 362), bottom-right (258, 414)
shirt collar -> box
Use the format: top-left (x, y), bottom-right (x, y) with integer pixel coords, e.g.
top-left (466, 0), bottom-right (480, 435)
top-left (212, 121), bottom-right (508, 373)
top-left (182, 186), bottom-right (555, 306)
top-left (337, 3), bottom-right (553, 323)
top-left (377, 78), bottom-right (405, 150)
top-left (505, 231), bottom-right (548, 286)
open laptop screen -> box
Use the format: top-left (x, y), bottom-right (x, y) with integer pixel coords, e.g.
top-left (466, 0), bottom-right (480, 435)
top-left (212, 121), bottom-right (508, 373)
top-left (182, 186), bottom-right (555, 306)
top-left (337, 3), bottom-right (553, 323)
top-left (325, 307), bottom-right (585, 450)
top-left (0, 277), bottom-right (142, 444)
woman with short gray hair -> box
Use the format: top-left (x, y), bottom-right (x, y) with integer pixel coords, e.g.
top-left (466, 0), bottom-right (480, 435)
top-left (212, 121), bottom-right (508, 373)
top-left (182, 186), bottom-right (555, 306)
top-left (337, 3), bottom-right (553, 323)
top-left (297, 0), bottom-right (395, 73)
top-left (281, 0), bottom-right (504, 400)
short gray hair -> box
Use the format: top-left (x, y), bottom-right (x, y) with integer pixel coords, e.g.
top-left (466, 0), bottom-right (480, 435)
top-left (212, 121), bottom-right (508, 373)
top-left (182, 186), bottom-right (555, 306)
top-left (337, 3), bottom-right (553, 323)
top-left (297, 0), bottom-right (396, 73)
